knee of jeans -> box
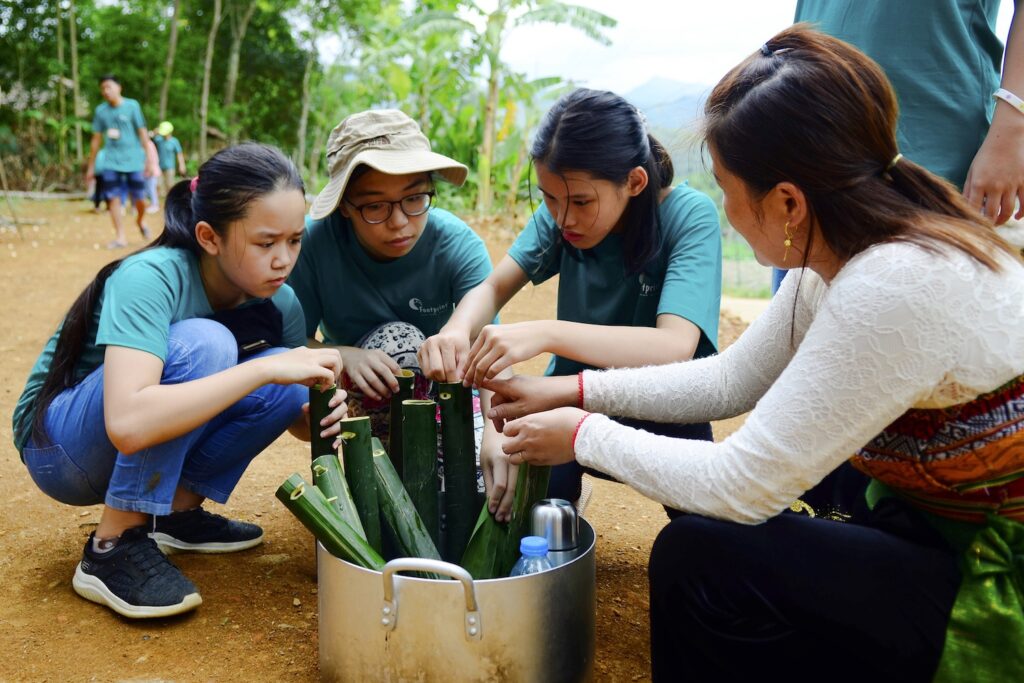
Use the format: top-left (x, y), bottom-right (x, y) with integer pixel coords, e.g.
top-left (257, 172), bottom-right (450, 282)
top-left (165, 319), bottom-right (238, 378)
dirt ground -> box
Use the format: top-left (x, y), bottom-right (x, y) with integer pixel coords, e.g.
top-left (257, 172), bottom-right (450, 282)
top-left (0, 201), bottom-right (748, 682)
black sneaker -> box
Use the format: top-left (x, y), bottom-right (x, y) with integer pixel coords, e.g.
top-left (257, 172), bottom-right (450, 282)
top-left (150, 507), bottom-right (263, 554)
top-left (72, 527), bottom-right (202, 619)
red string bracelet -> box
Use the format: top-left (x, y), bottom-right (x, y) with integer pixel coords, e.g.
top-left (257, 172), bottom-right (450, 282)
top-left (577, 371), bottom-right (585, 408)
top-left (571, 412), bottom-right (592, 452)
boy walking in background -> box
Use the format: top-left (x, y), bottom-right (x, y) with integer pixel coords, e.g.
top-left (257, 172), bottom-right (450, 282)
top-left (84, 74), bottom-right (155, 249)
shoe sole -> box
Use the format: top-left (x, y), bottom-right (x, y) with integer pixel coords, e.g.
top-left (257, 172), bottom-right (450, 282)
top-left (72, 563), bottom-right (202, 619)
top-left (149, 531), bottom-right (264, 555)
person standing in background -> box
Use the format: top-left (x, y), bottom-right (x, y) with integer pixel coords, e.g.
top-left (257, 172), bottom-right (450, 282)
top-left (85, 74), bottom-right (157, 249)
top-left (144, 132), bottom-right (161, 214)
top-left (774, 0), bottom-right (1023, 291)
top-left (154, 121), bottom-right (186, 196)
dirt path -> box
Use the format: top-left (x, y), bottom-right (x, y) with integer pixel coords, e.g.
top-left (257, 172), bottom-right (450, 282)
top-left (0, 203), bottom-right (747, 682)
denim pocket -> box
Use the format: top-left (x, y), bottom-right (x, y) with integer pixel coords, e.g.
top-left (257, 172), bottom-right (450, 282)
top-left (23, 443), bottom-right (104, 506)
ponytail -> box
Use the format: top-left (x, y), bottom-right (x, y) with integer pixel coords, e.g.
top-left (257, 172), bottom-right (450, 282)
top-left (30, 142), bottom-right (302, 446)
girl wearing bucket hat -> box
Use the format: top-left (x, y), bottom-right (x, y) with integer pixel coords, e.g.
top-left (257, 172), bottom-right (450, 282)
top-left (288, 109), bottom-right (501, 477)
top-left (418, 88), bottom-right (722, 520)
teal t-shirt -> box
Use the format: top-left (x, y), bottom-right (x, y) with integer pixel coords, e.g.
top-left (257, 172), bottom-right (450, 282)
top-left (153, 135), bottom-right (183, 171)
top-left (508, 183), bottom-right (722, 377)
top-left (288, 208), bottom-right (493, 346)
top-left (794, 0), bottom-right (1005, 186)
top-left (12, 247), bottom-right (306, 453)
top-left (91, 98), bottom-right (147, 173)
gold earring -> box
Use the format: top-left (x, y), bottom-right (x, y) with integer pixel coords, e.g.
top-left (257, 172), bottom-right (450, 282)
top-left (782, 220), bottom-right (794, 263)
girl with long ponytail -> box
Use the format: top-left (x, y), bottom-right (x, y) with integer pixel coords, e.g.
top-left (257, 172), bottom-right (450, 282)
top-left (418, 88), bottom-right (723, 518)
top-left (13, 143), bottom-right (345, 619)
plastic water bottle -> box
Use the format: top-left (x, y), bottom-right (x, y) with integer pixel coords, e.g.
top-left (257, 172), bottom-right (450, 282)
top-left (509, 536), bottom-right (553, 577)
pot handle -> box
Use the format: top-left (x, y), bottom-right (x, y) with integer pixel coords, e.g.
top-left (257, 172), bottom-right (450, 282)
top-left (380, 558), bottom-right (482, 641)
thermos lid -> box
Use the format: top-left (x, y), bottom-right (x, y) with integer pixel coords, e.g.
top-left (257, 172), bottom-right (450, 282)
top-left (519, 536), bottom-right (549, 557)
top-left (530, 498), bottom-right (579, 551)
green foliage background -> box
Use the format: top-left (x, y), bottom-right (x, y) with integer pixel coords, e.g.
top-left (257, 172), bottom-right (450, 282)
top-left (1, 0), bottom-right (767, 294)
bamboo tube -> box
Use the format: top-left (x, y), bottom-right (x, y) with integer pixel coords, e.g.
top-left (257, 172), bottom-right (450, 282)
top-left (438, 382), bottom-right (477, 563)
top-left (373, 443), bottom-right (443, 563)
top-left (386, 369), bottom-right (416, 477)
top-left (308, 383), bottom-right (337, 460)
top-left (340, 416), bottom-right (382, 553)
top-left (311, 454), bottom-right (365, 540)
top-left (401, 399), bottom-right (440, 546)
top-left (275, 473), bottom-right (384, 570)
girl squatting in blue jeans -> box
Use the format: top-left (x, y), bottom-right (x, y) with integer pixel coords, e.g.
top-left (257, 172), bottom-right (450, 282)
top-left (12, 144), bottom-right (346, 619)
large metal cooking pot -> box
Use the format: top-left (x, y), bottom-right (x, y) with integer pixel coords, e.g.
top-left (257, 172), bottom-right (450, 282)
top-left (318, 519), bottom-right (597, 682)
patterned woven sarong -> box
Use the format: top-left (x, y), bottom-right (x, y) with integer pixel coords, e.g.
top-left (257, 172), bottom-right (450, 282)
top-left (851, 375), bottom-right (1024, 522)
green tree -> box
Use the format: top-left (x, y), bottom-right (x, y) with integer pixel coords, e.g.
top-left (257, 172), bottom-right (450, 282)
top-left (411, 0), bottom-right (615, 212)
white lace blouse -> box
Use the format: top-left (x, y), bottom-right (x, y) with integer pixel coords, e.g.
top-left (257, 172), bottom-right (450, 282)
top-left (577, 241), bottom-right (1024, 523)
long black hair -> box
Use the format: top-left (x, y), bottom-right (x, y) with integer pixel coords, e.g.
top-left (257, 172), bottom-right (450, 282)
top-left (30, 142), bottom-right (303, 445)
top-left (530, 88), bottom-right (674, 274)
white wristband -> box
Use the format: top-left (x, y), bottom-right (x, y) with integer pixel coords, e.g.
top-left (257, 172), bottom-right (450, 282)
top-left (993, 88), bottom-right (1024, 116)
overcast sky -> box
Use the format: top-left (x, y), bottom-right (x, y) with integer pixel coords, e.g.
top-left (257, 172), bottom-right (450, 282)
top-left (500, 0), bottom-right (1016, 94)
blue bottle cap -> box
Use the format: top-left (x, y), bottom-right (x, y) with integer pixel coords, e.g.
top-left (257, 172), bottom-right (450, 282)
top-left (519, 535), bottom-right (549, 557)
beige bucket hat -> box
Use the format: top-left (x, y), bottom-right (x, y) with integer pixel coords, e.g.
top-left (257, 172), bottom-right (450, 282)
top-left (309, 109), bottom-right (468, 220)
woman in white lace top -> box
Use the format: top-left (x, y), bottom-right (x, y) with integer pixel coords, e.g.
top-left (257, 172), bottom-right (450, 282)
top-left (484, 26), bottom-right (1024, 682)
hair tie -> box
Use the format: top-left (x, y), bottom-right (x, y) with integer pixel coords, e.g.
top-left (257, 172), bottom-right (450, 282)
top-left (190, 176), bottom-right (199, 192)
top-left (886, 153), bottom-right (903, 172)
top-left (760, 43), bottom-right (772, 57)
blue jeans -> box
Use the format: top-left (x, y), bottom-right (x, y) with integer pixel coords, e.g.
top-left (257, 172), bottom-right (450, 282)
top-left (22, 319), bottom-right (306, 515)
top-left (771, 267), bottom-right (788, 294)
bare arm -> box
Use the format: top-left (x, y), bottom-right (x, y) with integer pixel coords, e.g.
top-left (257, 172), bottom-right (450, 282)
top-left (85, 132), bottom-right (102, 182)
top-left (103, 345), bottom-right (342, 454)
top-left (418, 255), bottom-right (530, 382)
top-left (464, 314), bottom-right (702, 387)
top-left (964, 0), bottom-right (1024, 224)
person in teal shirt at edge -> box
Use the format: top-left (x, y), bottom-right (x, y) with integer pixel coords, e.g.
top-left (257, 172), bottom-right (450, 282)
top-left (287, 109), bottom-right (503, 481)
top-left (418, 88), bottom-right (722, 519)
top-left (774, 0), bottom-right (1024, 292)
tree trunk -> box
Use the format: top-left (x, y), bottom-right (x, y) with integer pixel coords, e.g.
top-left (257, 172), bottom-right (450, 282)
top-left (475, 53), bottom-right (499, 214)
top-left (158, 0), bottom-right (181, 122)
top-left (224, 0), bottom-right (258, 144)
top-left (307, 124), bottom-right (325, 181)
top-left (504, 139), bottom-right (529, 211)
top-left (294, 50), bottom-right (315, 173)
top-left (198, 0), bottom-right (223, 161)
top-left (56, 2), bottom-right (67, 166)
top-left (69, 0), bottom-right (83, 165)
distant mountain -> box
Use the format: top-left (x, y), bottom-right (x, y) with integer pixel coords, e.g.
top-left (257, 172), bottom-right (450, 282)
top-left (624, 77), bottom-right (714, 175)
top-left (624, 77), bottom-right (711, 131)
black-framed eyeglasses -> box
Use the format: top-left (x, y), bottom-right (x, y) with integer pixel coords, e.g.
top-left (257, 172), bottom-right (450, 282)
top-left (343, 191), bottom-right (435, 224)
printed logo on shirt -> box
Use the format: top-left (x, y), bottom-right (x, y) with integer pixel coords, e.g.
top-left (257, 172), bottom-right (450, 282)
top-left (638, 273), bottom-right (659, 297)
top-left (409, 298), bottom-right (451, 316)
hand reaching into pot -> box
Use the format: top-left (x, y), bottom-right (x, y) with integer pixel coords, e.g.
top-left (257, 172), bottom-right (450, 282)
top-left (482, 374), bottom-right (579, 433)
top-left (502, 406), bottom-right (590, 467)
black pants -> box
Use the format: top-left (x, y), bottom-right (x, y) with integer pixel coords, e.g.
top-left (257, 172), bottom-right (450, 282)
top-left (547, 419), bottom-right (714, 503)
top-left (648, 464), bottom-right (961, 682)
